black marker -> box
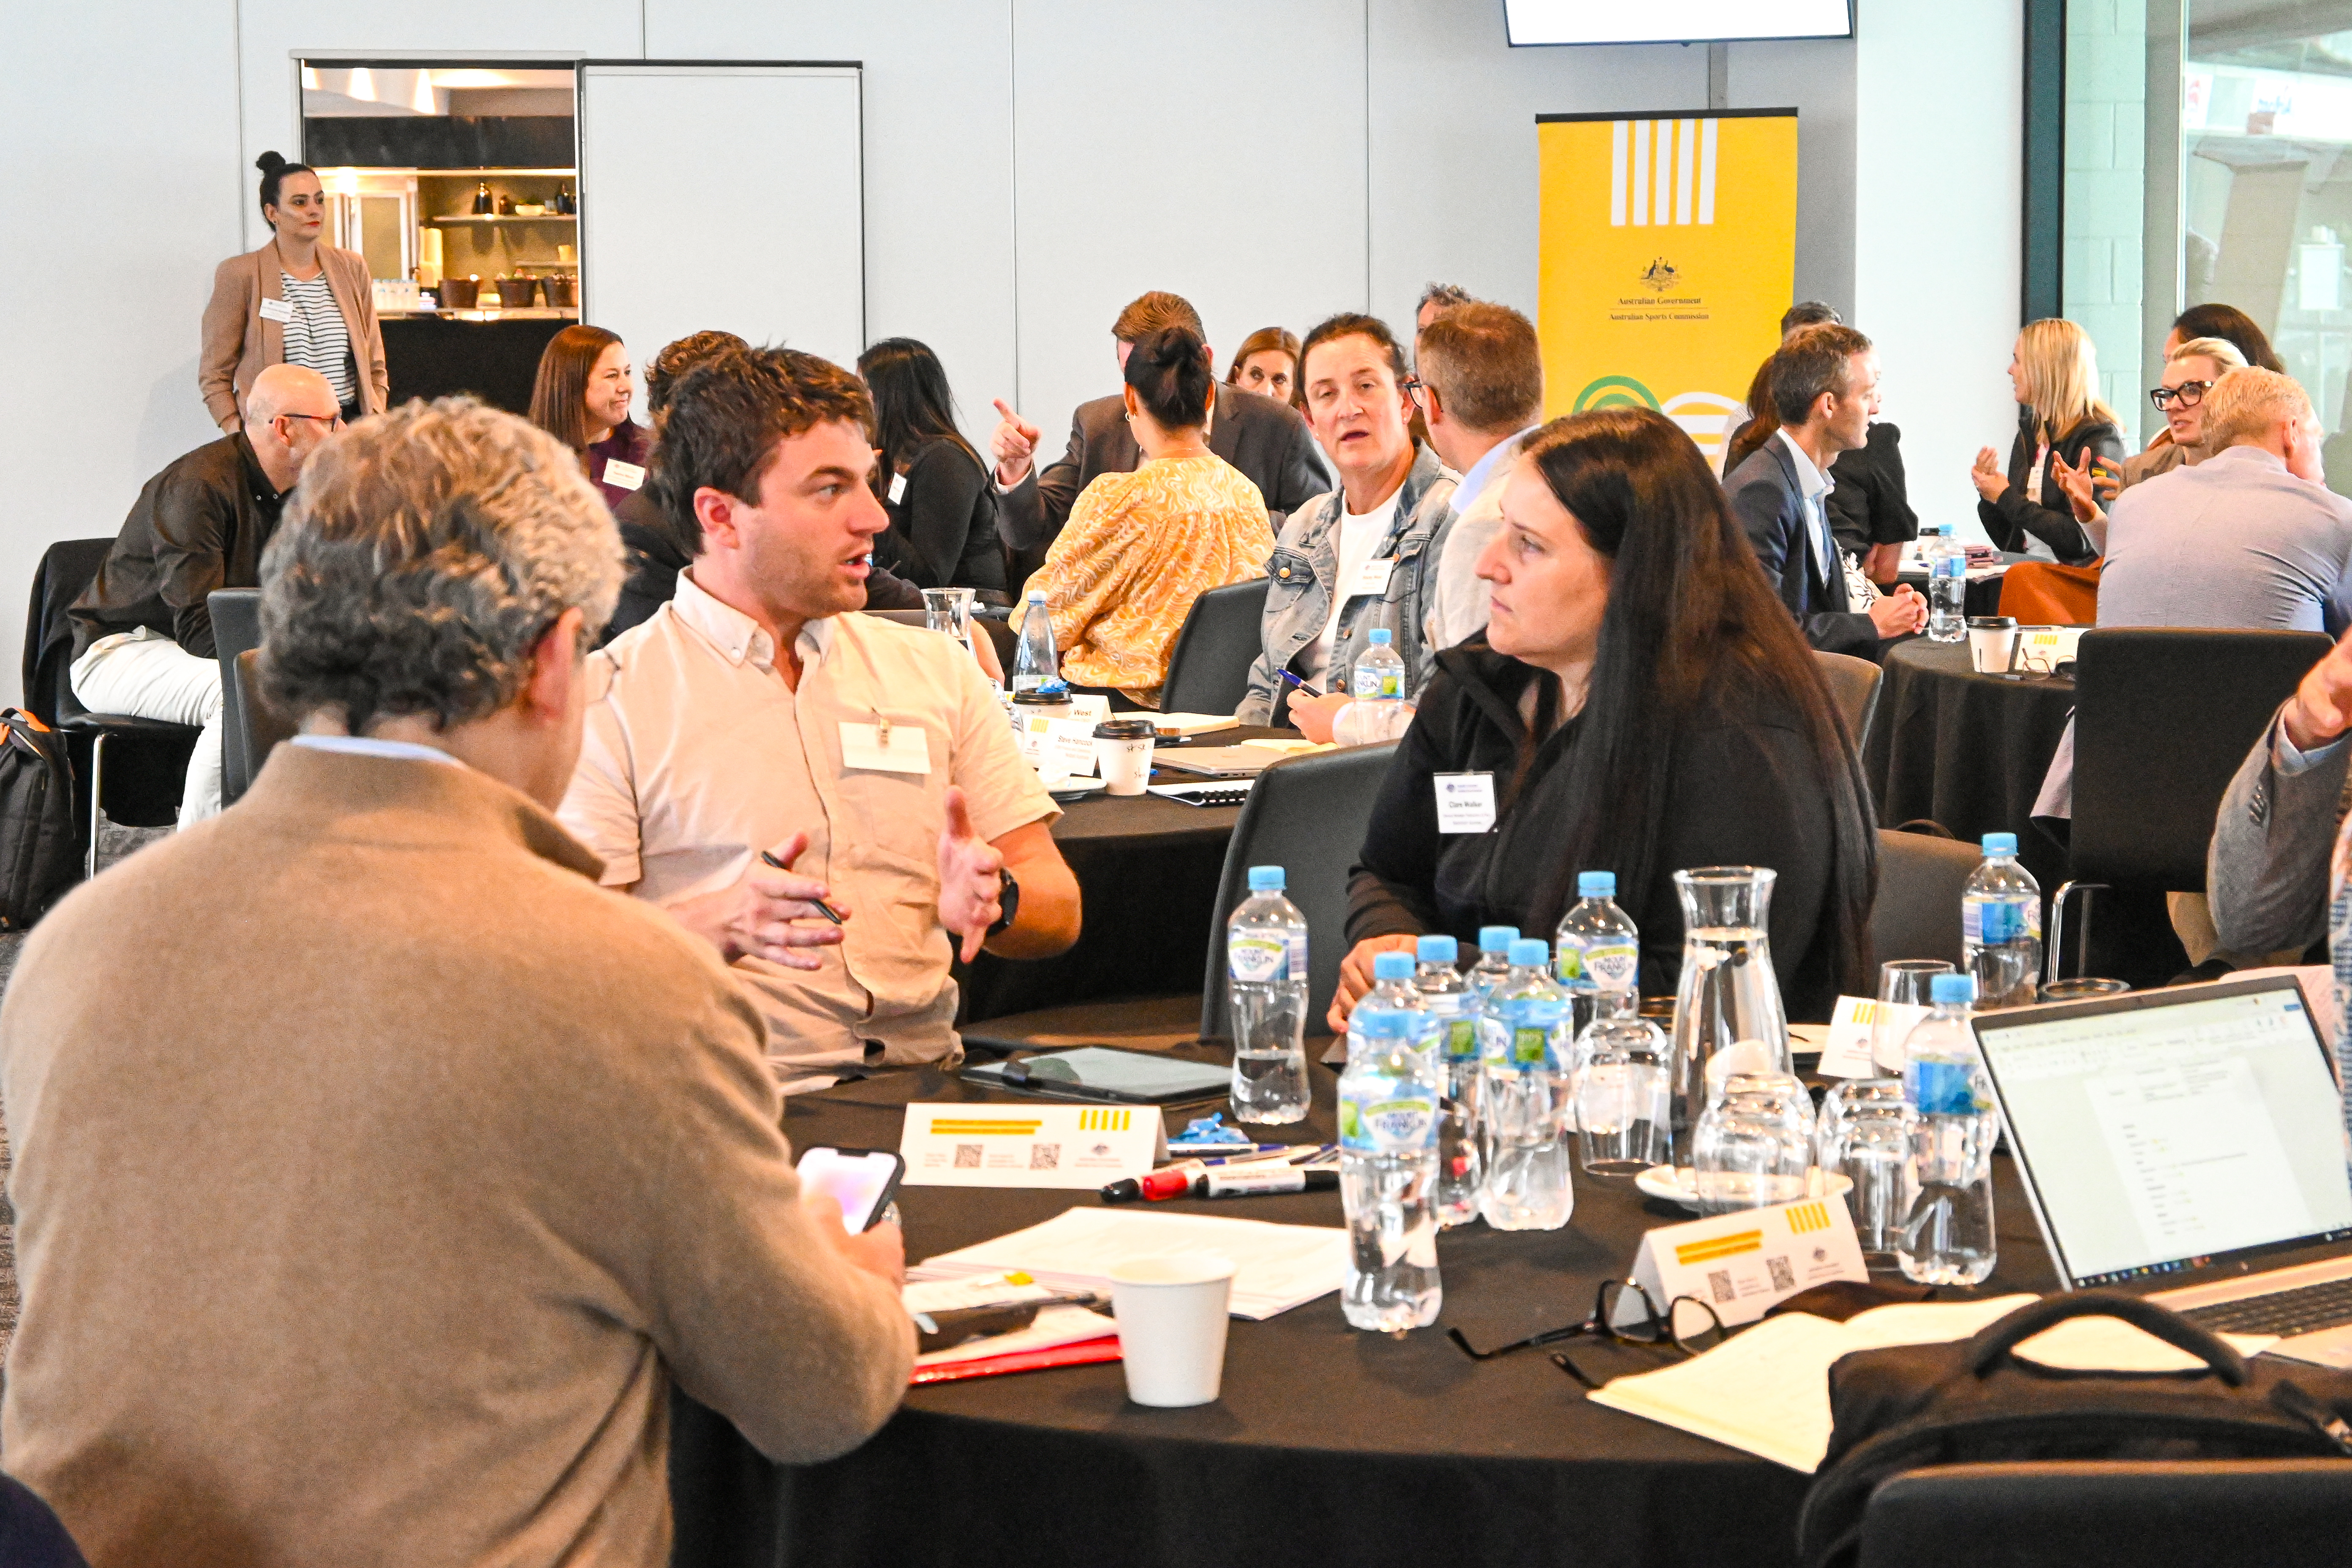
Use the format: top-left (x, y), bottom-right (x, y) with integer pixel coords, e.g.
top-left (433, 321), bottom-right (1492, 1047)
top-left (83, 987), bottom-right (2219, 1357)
top-left (760, 849), bottom-right (847, 924)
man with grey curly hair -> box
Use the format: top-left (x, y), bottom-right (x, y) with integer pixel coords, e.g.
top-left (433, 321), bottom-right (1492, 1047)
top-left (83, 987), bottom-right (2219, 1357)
top-left (0, 396), bottom-right (913, 1566)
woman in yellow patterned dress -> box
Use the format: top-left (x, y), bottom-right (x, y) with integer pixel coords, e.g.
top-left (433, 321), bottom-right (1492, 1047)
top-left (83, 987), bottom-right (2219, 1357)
top-left (1016, 325), bottom-right (1274, 707)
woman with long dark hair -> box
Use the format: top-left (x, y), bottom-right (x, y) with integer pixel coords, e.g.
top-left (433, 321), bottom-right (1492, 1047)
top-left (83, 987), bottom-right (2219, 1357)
top-left (1334, 406), bottom-right (1876, 1027)
top-left (528, 324), bottom-right (645, 511)
top-left (857, 338), bottom-right (1007, 602)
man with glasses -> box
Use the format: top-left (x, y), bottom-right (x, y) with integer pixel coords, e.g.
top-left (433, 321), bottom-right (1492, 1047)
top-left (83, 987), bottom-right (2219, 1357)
top-left (68, 363), bottom-right (342, 825)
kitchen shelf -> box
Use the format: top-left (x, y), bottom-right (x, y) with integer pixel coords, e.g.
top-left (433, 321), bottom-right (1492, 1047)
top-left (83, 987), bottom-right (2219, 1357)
top-left (427, 214), bottom-right (577, 225)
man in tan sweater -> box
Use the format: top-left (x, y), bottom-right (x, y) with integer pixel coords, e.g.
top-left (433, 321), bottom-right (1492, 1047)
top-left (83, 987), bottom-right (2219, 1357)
top-left (0, 398), bottom-right (914, 1566)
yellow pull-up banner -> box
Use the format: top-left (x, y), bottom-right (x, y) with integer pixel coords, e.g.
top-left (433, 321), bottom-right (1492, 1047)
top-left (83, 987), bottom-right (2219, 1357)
top-left (1536, 109), bottom-right (1799, 473)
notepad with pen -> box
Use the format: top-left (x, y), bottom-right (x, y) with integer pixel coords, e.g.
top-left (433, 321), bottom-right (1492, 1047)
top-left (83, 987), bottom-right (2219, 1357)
top-left (959, 1046), bottom-right (1231, 1105)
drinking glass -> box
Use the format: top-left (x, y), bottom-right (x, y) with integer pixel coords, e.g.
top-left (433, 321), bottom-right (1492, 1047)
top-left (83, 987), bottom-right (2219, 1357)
top-left (922, 587), bottom-right (977, 653)
top-left (1571, 1013), bottom-right (1671, 1176)
top-left (1816, 1076), bottom-right (1906, 1166)
top-left (1670, 868), bottom-right (1790, 1157)
top-left (1690, 1087), bottom-right (1812, 1214)
top-left (1871, 959), bottom-right (1955, 1074)
top-left (1819, 1092), bottom-right (1915, 1267)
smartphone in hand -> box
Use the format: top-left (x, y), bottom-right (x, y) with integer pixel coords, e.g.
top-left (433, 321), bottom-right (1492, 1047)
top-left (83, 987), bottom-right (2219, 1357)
top-left (795, 1145), bottom-right (906, 1232)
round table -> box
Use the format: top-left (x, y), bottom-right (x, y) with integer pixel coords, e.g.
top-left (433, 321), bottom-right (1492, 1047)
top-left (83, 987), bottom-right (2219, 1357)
top-left (670, 1048), bottom-right (2064, 1568)
top-left (1860, 639), bottom-right (2076, 893)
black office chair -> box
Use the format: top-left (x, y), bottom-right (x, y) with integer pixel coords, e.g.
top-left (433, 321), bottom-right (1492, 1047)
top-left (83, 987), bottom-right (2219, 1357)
top-left (2053, 628), bottom-right (2331, 980)
top-left (1855, 1459), bottom-right (2352, 1568)
top-left (209, 590), bottom-right (264, 804)
top-left (223, 650), bottom-right (297, 805)
top-left (1198, 740), bottom-right (1400, 1043)
top-left (1868, 827), bottom-right (1977, 968)
top-left (1160, 579), bottom-right (1271, 716)
top-left (22, 539), bottom-right (199, 879)
top-left (1813, 649), bottom-right (1883, 749)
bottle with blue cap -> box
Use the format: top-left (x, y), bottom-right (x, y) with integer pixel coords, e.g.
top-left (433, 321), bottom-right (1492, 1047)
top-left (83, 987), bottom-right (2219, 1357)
top-left (1554, 869), bottom-right (1641, 1035)
top-left (1922, 523), bottom-right (1967, 642)
top-left (1344, 626), bottom-right (1411, 743)
top-left (1227, 866), bottom-right (1309, 1124)
top-left (1475, 937), bottom-right (1576, 1230)
top-left (1011, 589), bottom-right (1068, 697)
top-left (1962, 832), bottom-right (2041, 1009)
top-left (1896, 972), bottom-right (1998, 1285)
top-left (1470, 926), bottom-right (1519, 1004)
top-left (1412, 934), bottom-right (1484, 1226)
top-left (1339, 951), bottom-right (1443, 1330)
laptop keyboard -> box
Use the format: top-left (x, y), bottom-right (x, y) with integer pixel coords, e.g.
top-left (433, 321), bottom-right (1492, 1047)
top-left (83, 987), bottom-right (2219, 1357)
top-left (2179, 1277), bottom-right (2352, 1337)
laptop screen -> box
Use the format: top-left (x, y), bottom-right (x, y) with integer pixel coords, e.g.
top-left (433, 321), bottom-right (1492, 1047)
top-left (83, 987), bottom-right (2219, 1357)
top-left (1975, 980), bottom-right (2352, 1289)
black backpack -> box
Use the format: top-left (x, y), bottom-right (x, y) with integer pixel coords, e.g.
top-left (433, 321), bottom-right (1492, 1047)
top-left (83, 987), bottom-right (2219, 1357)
top-left (0, 709), bottom-right (80, 928)
top-left (1797, 1292), bottom-right (2352, 1568)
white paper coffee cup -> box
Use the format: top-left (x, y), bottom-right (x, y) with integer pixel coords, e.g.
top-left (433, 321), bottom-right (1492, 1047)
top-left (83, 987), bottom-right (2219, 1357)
top-left (1967, 616), bottom-right (2019, 674)
top-left (1109, 1252), bottom-right (1235, 1406)
top-left (1093, 720), bottom-right (1156, 796)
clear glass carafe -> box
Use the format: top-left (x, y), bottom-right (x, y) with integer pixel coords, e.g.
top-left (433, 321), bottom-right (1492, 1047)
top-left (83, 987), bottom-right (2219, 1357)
top-left (1669, 867), bottom-right (1791, 1159)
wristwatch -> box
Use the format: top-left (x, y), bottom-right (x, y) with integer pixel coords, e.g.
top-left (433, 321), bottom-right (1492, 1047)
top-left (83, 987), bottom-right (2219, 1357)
top-left (988, 867), bottom-right (1020, 936)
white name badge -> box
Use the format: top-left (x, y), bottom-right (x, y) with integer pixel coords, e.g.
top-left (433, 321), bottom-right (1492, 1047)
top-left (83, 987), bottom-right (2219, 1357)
top-left (887, 471), bottom-right (908, 504)
top-left (899, 1102), bottom-right (1167, 1189)
top-left (602, 458), bottom-right (646, 492)
top-left (1434, 771), bottom-right (1497, 834)
top-left (1018, 716), bottom-right (1098, 780)
top-left (839, 721), bottom-right (930, 775)
top-left (1816, 994), bottom-right (1929, 1078)
top-left (258, 297), bottom-right (294, 324)
top-left (1349, 556), bottom-right (1397, 599)
top-left (1064, 693), bottom-right (1112, 726)
top-left (1628, 1190), bottom-right (1868, 1329)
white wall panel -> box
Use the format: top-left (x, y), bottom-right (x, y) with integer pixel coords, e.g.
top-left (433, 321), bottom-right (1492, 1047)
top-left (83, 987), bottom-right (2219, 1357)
top-left (0, 0), bottom-right (245, 706)
top-left (1856, 3), bottom-right (2024, 540)
top-left (1367, 0), bottom-right (1702, 329)
top-left (1009, 0), bottom-right (1369, 441)
top-left (645, 0), bottom-right (1016, 449)
top-left (1727, 36), bottom-right (1857, 314)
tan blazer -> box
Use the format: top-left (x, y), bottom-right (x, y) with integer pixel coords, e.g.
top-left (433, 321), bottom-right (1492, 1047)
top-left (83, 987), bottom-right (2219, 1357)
top-left (199, 240), bottom-right (389, 430)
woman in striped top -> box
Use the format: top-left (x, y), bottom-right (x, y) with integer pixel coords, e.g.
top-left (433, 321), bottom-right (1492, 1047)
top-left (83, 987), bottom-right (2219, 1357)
top-left (199, 152), bottom-right (388, 432)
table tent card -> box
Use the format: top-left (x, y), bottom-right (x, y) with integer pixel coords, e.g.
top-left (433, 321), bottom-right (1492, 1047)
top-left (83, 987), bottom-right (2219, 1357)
top-left (1814, 994), bottom-right (1927, 1078)
top-left (1627, 1190), bottom-right (1868, 1330)
top-left (899, 1102), bottom-right (1165, 1190)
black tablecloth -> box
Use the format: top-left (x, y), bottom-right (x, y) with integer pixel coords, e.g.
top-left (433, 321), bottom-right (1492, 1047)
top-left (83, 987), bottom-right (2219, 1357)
top-left (1860, 639), bottom-right (2075, 895)
top-left (956, 729), bottom-right (1291, 1023)
top-left (672, 1049), bottom-right (2063, 1568)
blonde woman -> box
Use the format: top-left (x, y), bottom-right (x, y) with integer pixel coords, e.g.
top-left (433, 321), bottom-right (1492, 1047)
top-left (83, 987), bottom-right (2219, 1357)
top-left (2050, 335), bottom-right (2251, 550)
top-left (1970, 318), bottom-right (2126, 565)
top-left (1018, 325), bottom-right (1273, 707)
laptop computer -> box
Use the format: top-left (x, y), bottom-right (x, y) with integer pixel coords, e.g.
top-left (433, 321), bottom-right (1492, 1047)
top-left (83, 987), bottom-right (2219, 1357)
top-left (1974, 974), bottom-right (2352, 1368)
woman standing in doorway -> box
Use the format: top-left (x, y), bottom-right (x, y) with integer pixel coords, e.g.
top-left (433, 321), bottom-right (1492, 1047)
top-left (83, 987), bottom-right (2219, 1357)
top-left (199, 151), bottom-right (388, 432)
top-left (528, 324), bottom-right (648, 512)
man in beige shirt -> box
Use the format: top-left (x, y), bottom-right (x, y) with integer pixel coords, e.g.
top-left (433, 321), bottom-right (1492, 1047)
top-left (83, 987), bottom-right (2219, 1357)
top-left (0, 398), bottom-right (913, 1567)
top-left (561, 347), bottom-right (1081, 1078)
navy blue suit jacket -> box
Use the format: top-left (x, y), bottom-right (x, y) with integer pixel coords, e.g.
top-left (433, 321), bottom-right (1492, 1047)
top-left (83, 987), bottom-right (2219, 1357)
top-left (1725, 437), bottom-right (1881, 660)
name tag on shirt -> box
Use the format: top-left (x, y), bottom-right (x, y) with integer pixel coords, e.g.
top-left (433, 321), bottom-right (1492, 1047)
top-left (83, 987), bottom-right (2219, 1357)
top-left (1434, 772), bottom-right (1497, 834)
top-left (602, 459), bottom-right (646, 492)
top-left (259, 297), bottom-right (295, 324)
top-left (840, 721), bottom-right (931, 775)
top-left (1349, 556), bottom-right (1397, 599)
top-left (888, 471), bottom-right (908, 504)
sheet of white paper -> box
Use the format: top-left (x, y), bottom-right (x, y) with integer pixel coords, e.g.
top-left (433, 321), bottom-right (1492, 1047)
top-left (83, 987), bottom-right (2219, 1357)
top-left (920, 1206), bottom-right (1347, 1319)
top-left (901, 1273), bottom-right (1062, 1317)
top-left (2012, 1317), bottom-right (2276, 1371)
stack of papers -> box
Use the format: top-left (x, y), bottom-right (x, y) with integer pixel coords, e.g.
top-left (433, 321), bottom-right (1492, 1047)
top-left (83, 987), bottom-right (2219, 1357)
top-left (1587, 1296), bottom-right (2276, 1471)
top-left (916, 1207), bottom-right (1348, 1320)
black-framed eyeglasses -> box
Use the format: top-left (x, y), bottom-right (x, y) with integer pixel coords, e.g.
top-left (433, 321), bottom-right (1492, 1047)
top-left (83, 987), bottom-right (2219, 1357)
top-left (1402, 375), bottom-right (1428, 408)
top-left (1446, 1278), bottom-right (1726, 1371)
top-left (280, 411), bottom-right (346, 430)
top-left (2150, 380), bottom-right (2214, 411)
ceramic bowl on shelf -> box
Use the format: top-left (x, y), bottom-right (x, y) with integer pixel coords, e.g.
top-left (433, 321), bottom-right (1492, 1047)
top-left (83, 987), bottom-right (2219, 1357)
top-left (513, 203), bottom-right (547, 216)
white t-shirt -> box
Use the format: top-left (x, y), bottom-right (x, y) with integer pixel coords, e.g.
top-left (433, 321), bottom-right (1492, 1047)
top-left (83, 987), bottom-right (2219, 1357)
top-left (1301, 488), bottom-right (1403, 686)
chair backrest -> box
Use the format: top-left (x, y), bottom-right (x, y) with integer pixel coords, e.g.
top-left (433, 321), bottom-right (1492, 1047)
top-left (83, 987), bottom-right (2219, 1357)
top-left (1869, 827), bottom-right (1979, 967)
top-left (223, 649), bottom-right (297, 806)
top-left (1996, 558), bottom-right (2102, 626)
top-left (21, 539), bottom-right (114, 727)
top-left (1160, 578), bottom-right (1271, 716)
top-left (1857, 1458), bottom-right (2352, 1568)
top-left (1813, 649), bottom-right (1883, 746)
top-left (2072, 627), bottom-right (2332, 892)
top-left (207, 588), bottom-right (262, 670)
top-left (0, 1470), bottom-right (88, 1568)
top-left (1196, 740), bottom-right (1399, 1039)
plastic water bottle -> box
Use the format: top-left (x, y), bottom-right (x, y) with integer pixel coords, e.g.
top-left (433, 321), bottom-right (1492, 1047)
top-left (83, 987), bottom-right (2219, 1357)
top-left (1413, 935), bottom-right (1484, 1227)
top-left (1011, 589), bottom-right (1067, 697)
top-left (1554, 871), bottom-right (1642, 1036)
top-left (1339, 952), bottom-right (1443, 1331)
top-left (1962, 832), bottom-right (2042, 1010)
top-left (1345, 627), bottom-right (1410, 742)
top-left (1923, 525), bottom-right (1967, 643)
top-left (1476, 938), bottom-right (1576, 1231)
top-left (1226, 866), bottom-right (1309, 1124)
top-left (1897, 974), bottom-right (1998, 1285)
top-left (1470, 926), bottom-right (1519, 1005)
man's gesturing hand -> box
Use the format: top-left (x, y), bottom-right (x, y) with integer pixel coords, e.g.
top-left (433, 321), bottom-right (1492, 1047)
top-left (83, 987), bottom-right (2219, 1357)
top-left (936, 786), bottom-right (1007, 963)
top-left (2284, 629), bottom-right (2352, 754)
top-left (990, 399), bottom-right (1041, 489)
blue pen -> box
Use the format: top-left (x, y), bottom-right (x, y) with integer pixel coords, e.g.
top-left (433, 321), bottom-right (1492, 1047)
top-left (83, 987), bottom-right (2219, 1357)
top-left (1168, 1141), bottom-right (1293, 1158)
top-left (1277, 669), bottom-right (1326, 700)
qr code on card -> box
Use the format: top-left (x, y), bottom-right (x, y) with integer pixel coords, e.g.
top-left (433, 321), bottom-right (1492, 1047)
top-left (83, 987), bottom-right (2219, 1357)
top-left (1708, 1269), bottom-right (1735, 1304)
top-left (1029, 1143), bottom-right (1061, 1170)
top-left (1767, 1255), bottom-right (1795, 1292)
top-left (953, 1143), bottom-right (983, 1168)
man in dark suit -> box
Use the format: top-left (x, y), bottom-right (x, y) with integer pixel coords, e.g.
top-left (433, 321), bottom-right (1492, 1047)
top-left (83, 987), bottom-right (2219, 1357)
top-left (1725, 322), bottom-right (1925, 660)
top-left (988, 291), bottom-right (1324, 580)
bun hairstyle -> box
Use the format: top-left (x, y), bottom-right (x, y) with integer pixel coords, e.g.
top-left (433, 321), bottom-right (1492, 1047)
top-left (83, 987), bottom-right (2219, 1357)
top-left (255, 150), bottom-right (318, 218)
top-left (1124, 325), bottom-right (1214, 434)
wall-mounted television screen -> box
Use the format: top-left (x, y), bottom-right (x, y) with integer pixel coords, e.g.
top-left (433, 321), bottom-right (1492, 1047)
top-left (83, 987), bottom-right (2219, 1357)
top-left (1503, 0), bottom-right (1853, 46)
